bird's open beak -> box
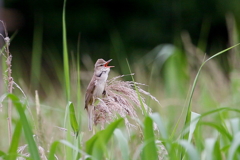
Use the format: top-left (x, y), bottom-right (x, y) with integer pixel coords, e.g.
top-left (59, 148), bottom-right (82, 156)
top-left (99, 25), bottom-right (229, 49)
top-left (104, 59), bottom-right (114, 68)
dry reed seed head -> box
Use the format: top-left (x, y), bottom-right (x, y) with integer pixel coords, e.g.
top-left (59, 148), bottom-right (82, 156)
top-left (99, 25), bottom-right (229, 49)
top-left (92, 75), bottom-right (160, 130)
top-left (6, 55), bottom-right (12, 66)
top-left (107, 73), bottom-right (135, 85)
top-left (38, 146), bottom-right (47, 160)
top-left (16, 144), bottom-right (49, 160)
top-left (4, 37), bottom-right (10, 46)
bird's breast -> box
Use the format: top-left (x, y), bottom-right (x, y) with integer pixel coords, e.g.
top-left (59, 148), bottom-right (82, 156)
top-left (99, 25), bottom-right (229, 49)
top-left (93, 77), bottom-right (107, 97)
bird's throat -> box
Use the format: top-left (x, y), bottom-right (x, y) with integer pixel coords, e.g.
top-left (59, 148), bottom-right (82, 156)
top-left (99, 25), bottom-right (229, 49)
top-left (97, 71), bottom-right (106, 77)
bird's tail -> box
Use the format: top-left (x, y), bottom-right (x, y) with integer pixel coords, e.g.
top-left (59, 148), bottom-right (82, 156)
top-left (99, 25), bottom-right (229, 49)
top-left (87, 105), bottom-right (94, 131)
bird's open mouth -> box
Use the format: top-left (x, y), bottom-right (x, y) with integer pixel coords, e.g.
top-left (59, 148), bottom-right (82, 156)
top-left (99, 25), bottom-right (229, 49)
top-left (104, 59), bottom-right (114, 68)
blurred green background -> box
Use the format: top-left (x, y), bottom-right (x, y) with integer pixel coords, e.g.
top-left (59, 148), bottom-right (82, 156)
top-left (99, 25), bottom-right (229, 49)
top-left (2, 0), bottom-right (240, 59)
top-left (1, 0), bottom-right (239, 91)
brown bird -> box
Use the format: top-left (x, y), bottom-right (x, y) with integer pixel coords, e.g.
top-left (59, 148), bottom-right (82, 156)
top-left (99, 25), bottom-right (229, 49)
top-left (85, 59), bottom-right (114, 131)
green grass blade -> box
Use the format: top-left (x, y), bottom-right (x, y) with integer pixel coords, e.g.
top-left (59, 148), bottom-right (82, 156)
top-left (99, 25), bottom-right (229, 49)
top-left (8, 94), bottom-right (40, 160)
top-left (150, 113), bottom-right (168, 139)
top-left (228, 118), bottom-right (240, 135)
top-left (85, 133), bottom-right (99, 156)
top-left (62, 0), bottom-right (70, 100)
top-left (227, 131), bottom-right (240, 160)
top-left (126, 59), bottom-right (147, 116)
top-left (101, 118), bottom-right (124, 142)
top-left (60, 140), bottom-right (89, 158)
top-left (48, 140), bottom-right (88, 160)
top-left (199, 107), bottom-right (240, 118)
top-left (183, 43), bottom-right (240, 141)
top-left (86, 118), bottom-right (123, 159)
top-left (178, 140), bottom-right (200, 160)
top-left (199, 121), bottom-right (232, 140)
top-left (114, 129), bottom-right (129, 160)
top-left (76, 33), bottom-right (82, 129)
top-left (48, 141), bottom-right (60, 160)
top-left (182, 107), bottom-right (240, 133)
top-left (62, 1), bottom-right (72, 159)
top-left (94, 118), bottom-right (123, 159)
top-left (188, 112), bottom-right (200, 142)
top-left (204, 138), bottom-right (222, 160)
top-left (142, 116), bottom-right (158, 160)
top-left (74, 134), bottom-right (83, 160)
top-left (179, 107), bottom-right (240, 151)
top-left (69, 102), bottom-right (79, 136)
top-left (150, 113), bottom-right (170, 151)
top-left (0, 150), bottom-right (6, 158)
top-left (7, 120), bottom-right (22, 160)
top-left (63, 101), bottom-right (73, 160)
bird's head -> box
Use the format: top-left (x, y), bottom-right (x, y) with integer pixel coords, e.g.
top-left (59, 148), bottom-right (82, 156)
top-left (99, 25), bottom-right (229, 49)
top-left (94, 59), bottom-right (114, 72)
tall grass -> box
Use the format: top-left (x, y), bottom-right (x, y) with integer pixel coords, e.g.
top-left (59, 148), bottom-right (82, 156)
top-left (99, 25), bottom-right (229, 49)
top-left (1, 3), bottom-right (240, 160)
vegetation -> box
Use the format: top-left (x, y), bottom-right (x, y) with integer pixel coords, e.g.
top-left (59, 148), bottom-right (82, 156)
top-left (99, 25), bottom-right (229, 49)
top-left (1, 1), bottom-right (240, 160)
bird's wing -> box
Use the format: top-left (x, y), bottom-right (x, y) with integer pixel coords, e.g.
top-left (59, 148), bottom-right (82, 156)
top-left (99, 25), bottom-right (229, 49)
top-left (84, 79), bottom-right (96, 110)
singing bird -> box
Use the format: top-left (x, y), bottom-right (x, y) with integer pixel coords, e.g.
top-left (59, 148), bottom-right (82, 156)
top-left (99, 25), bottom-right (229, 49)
top-left (85, 59), bottom-right (114, 131)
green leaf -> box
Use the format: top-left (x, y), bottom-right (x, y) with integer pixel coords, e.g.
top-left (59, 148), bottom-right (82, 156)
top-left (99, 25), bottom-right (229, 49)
top-left (204, 138), bottom-right (222, 160)
top-left (0, 150), bottom-right (6, 158)
top-left (150, 113), bottom-right (170, 151)
top-left (188, 112), bottom-right (200, 142)
top-left (8, 94), bottom-right (41, 160)
top-left (199, 121), bottom-right (232, 140)
top-left (7, 120), bottom-right (22, 160)
top-left (142, 117), bottom-right (158, 160)
top-left (114, 129), bottom-right (129, 160)
top-left (76, 34), bottom-right (82, 131)
top-left (48, 141), bottom-right (60, 160)
top-left (178, 140), bottom-right (200, 160)
top-left (48, 140), bottom-right (88, 160)
top-left (85, 133), bottom-right (99, 157)
top-left (86, 118), bottom-right (123, 159)
top-left (62, 0), bottom-right (70, 100)
top-left (9, 97), bottom-right (39, 159)
top-left (68, 102), bottom-right (79, 136)
top-left (227, 131), bottom-right (240, 160)
top-left (101, 118), bottom-right (123, 142)
top-left (126, 59), bottom-right (147, 116)
top-left (179, 107), bottom-right (240, 154)
top-left (183, 43), bottom-right (240, 141)
top-left (227, 118), bottom-right (240, 135)
top-left (74, 134), bottom-right (83, 160)
top-left (150, 113), bottom-right (168, 139)
top-left (63, 102), bottom-right (73, 160)
top-left (62, 0), bottom-right (72, 157)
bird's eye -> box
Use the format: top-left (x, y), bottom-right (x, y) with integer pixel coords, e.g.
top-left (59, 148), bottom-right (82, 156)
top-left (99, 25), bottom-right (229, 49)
top-left (100, 64), bottom-right (103, 66)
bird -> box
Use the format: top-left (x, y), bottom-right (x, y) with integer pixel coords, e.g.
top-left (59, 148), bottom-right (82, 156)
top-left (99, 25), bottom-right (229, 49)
top-left (85, 59), bottom-right (114, 131)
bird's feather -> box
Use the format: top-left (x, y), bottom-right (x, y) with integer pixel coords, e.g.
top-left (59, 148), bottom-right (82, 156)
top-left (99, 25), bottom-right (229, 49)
top-left (85, 79), bottom-right (96, 109)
